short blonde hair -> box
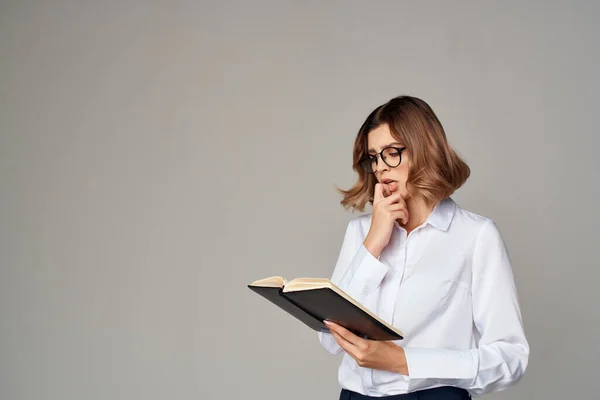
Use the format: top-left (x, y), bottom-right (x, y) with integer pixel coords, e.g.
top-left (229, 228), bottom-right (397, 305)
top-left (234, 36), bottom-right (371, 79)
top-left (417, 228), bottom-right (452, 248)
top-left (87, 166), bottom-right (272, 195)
top-left (339, 95), bottom-right (470, 211)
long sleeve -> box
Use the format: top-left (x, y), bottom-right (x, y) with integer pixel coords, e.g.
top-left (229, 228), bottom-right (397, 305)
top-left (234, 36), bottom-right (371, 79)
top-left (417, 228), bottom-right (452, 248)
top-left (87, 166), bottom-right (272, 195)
top-left (403, 220), bottom-right (529, 396)
top-left (318, 219), bottom-right (389, 355)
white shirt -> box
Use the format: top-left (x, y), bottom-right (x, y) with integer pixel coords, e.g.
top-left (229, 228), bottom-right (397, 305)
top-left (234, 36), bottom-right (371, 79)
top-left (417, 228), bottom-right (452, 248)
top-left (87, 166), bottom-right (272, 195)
top-left (318, 198), bottom-right (529, 397)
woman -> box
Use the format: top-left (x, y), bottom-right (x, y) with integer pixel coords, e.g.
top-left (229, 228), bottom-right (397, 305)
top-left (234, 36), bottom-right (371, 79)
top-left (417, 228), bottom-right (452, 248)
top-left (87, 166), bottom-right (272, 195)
top-left (318, 96), bottom-right (529, 399)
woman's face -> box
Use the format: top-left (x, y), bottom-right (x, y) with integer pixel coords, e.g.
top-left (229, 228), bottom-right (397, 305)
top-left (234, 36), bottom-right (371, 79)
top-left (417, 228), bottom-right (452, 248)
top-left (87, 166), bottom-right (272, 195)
top-left (366, 123), bottom-right (410, 198)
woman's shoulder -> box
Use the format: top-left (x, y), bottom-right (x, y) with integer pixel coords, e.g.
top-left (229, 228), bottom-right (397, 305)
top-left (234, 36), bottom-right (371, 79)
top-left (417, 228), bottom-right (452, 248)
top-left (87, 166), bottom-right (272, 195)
top-left (347, 212), bottom-right (373, 228)
top-left (341, 213), bottom-right (373, 238)
top-left (451, 201), bottom-right (501, 236)
top-left (453, 202), bottom-right (491, 224)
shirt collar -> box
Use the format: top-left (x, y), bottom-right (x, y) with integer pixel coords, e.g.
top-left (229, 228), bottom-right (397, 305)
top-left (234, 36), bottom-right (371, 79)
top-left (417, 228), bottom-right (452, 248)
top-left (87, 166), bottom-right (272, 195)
top-left (425, 197), bottom-right (457, 231)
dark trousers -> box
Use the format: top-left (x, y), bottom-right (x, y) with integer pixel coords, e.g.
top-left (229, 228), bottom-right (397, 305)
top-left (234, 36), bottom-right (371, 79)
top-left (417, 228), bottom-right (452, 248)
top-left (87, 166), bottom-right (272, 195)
top-left (339, 387), bottom-right (470, 400)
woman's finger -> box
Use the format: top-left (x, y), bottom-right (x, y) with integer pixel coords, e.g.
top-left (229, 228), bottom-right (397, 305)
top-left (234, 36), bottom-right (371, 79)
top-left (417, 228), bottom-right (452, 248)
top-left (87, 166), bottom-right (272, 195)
top-left (384, 191), bottom-right (403, 205)
top-left (388, 202), bottom-right (407, 212)
top-left (373, 184), bottom-right (384, 203)
top-left (331, 331), bottom-right (360, 359)
top-left (326, 321), bottom-right (363, 346)
top-left (392, 210), bottom-right (409, 225)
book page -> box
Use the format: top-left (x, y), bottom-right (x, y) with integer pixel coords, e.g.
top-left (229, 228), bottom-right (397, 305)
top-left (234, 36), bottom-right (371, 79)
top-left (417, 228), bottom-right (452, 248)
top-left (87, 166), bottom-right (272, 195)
top-left (249, 276), bottom-right (286, 288)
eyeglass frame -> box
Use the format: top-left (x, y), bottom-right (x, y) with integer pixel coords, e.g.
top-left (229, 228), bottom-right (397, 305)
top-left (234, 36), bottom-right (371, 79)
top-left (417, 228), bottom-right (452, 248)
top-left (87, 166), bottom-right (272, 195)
top-left (359, 146), bottom-right (407, 174)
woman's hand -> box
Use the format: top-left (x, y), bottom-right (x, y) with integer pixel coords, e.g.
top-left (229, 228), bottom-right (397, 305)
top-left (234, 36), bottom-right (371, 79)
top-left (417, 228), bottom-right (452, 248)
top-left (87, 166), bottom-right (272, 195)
top-left (324, 321), bottom-right (409, 375)
top-left (363, 182), bottom-right (409, 258)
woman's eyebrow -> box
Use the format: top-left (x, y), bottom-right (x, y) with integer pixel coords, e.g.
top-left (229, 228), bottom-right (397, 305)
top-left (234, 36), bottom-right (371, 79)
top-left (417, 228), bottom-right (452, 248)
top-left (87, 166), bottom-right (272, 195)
top-left (368, 142), bottom-right (403, 152)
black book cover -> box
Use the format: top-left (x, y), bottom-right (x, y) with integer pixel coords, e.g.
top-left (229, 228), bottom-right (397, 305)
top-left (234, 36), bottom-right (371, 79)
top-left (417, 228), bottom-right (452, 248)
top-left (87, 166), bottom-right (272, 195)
top-left (247, 285), bottom-right (327, 332)
top-left (282, 288), bottom-right (402, 341)
top-left (248, 285), bottom-right (403, 341)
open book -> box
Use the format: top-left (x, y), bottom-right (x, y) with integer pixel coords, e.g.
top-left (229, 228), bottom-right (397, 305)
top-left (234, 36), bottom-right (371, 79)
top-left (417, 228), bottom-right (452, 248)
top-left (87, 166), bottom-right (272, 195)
top-left (248, 276), bottom-right (403, 341)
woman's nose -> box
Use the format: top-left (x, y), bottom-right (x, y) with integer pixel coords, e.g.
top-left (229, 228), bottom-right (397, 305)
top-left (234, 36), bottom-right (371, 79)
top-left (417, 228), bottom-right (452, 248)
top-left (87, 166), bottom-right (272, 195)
top-left (375, 156), bottom-right (389, 173)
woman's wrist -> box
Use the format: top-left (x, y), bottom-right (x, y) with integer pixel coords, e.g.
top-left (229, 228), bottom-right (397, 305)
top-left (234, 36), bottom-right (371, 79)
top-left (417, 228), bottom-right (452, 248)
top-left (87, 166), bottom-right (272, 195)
top-left (393, 346), bottom-right (409, 376)
top-left (363, 237), bottom-right (383, 259)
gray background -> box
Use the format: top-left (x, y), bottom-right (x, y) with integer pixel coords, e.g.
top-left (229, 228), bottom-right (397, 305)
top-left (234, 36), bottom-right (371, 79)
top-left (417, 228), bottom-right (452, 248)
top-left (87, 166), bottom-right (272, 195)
top-left (1, 1), bottom-right (598, 399)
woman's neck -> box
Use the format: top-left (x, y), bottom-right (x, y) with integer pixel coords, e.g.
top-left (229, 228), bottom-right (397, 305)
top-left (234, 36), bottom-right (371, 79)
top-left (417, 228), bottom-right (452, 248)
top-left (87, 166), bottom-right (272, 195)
top-left (401, 196), bottom-right (435, 235)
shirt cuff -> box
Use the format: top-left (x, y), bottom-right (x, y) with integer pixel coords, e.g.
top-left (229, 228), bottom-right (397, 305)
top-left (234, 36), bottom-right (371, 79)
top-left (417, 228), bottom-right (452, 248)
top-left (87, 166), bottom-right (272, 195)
top-left (404, 347), bottom-right (478, 380)
top-left (341, 244), bottom-right (389, 302)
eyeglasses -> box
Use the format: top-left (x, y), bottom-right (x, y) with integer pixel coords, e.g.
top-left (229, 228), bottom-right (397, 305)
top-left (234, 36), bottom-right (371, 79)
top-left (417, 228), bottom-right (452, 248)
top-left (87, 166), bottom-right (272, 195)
top-left (359, 146), bottom-right (406, 174)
